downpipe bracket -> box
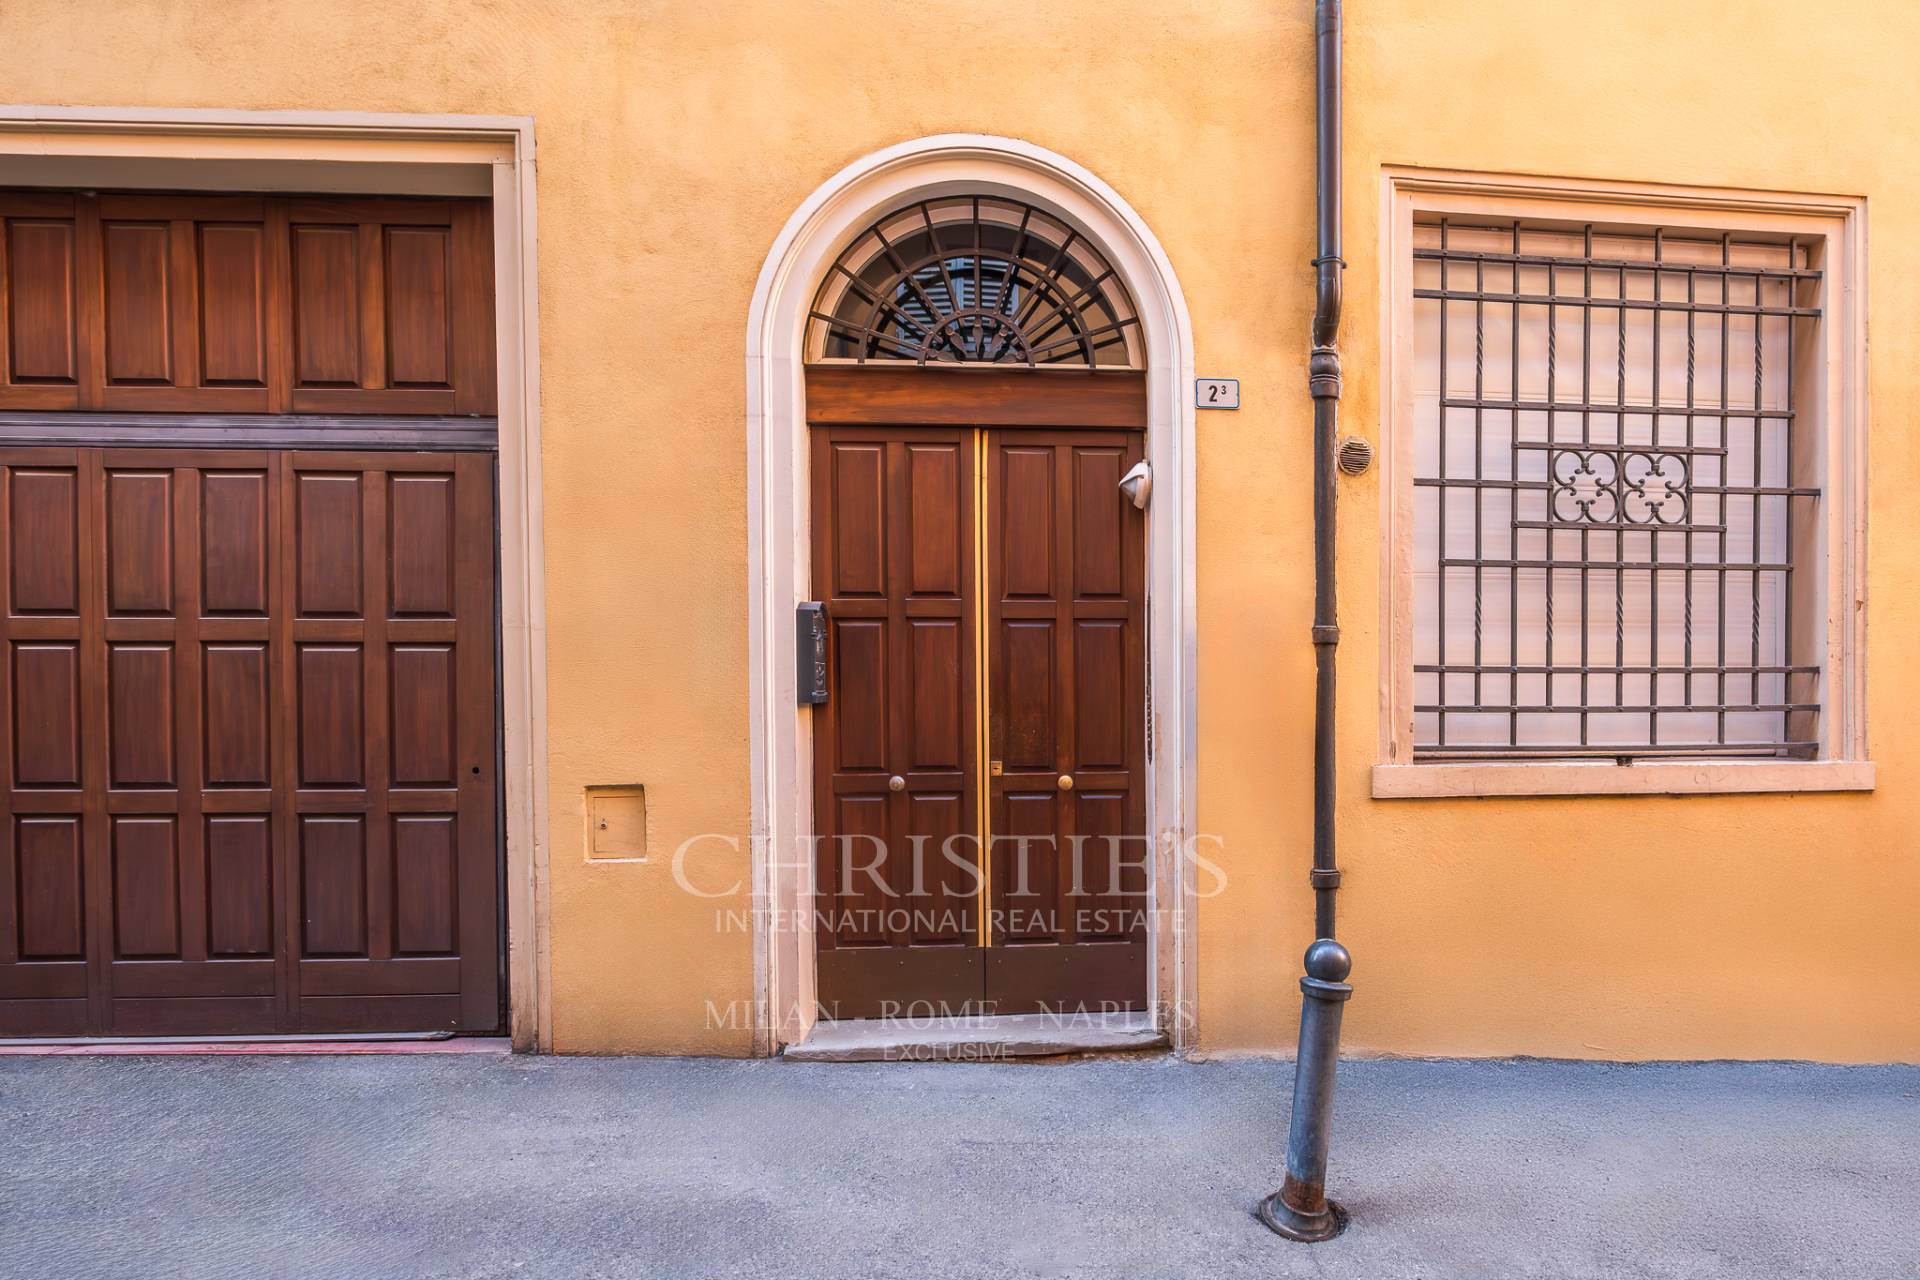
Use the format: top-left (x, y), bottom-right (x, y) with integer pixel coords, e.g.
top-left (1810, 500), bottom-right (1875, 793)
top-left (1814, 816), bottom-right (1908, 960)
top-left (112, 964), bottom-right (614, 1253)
top-left (1308, 345), bottom-right (1342, 399)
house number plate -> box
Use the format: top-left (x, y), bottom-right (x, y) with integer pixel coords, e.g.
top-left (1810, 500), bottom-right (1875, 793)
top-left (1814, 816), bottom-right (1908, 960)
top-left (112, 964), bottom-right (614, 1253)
top-left (1196, 378), bottom-right (1240, 409)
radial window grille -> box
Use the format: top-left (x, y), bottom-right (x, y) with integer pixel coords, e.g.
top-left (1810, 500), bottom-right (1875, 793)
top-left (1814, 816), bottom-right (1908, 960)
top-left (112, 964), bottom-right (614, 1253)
top-left (1411, 217), bottom-right (1824, 760)
top-left (807, 196), bottom-right (1142, 367)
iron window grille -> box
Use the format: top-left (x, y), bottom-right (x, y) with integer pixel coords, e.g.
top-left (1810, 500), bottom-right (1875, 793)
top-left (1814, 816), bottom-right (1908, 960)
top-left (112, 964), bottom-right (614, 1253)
top-left (1411, 218), bottom-right (1822, 760)
top-left (806, 196), bottom-right (1142, 367)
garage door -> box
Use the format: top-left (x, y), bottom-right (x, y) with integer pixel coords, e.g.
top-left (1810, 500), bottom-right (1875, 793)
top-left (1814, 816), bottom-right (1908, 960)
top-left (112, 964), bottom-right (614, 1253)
top-left (0, 448), bottom-right (499, 1036)
top-left (0, 190), bottom-right (503, 1038)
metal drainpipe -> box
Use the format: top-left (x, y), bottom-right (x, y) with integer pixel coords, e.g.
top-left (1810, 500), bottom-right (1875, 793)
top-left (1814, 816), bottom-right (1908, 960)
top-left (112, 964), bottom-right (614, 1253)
top-left (1258, 0), bottom-right (1354, 1244)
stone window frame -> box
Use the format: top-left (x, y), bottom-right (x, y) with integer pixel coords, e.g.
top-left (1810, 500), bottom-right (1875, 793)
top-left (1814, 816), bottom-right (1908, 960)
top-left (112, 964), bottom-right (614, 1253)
top-left (1374, 168), bottom-right (1869, 799)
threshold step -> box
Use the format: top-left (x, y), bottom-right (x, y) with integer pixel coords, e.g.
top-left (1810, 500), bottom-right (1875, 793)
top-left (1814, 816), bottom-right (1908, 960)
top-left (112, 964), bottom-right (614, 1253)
top-left (785, 1010), bottom-right (1164, 1062)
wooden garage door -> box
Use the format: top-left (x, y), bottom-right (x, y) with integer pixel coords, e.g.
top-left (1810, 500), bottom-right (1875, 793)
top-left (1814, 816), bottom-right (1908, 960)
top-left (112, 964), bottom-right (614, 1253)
top-left (0, 447), bottom-right (500, 1037)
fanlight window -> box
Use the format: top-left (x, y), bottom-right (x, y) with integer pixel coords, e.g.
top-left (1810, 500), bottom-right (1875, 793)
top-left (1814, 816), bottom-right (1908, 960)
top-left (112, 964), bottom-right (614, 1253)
top-left (807, 196), bottom-right (1142, 367)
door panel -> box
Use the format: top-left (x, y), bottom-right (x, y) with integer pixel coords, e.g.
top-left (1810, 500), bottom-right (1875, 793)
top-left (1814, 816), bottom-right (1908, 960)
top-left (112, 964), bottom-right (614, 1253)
top-left (809, 417), bottom-right (1148, 1021)
top-left (0, 446), bottom-right (500, 1037)
top-left (97, 195), bottom-right (270, 413)
top-left (14, 643), bottom-right (81, 786)
top-left (206, 815), bottom-right (273, 957)
top-left (9, 464), bottom-right (80, 612)
top-left (0, 192), bottom-right (494, 417)
top-left (282, 451), bottom-right (499, 1032)
top-left (16, 816), bottom-right (85, 958)
top-left (986, 429), bottom-right (1147, 1013)
top-left (811, 426), bottom-right (981, 1018)
top-left (0, 448), bottom-right (89, 1027)
top-left (283, 202), bottom-right (492, 415)
top-left (0, 195), bottom-right (84, 410)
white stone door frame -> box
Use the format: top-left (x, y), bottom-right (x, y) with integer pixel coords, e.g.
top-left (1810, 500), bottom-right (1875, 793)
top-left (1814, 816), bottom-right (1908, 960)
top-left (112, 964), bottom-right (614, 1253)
top-left (746, 134), bottom-right (1199, 1054)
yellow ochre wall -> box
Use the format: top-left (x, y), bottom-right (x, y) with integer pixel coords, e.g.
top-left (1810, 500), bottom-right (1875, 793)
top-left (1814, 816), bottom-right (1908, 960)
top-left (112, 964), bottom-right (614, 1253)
top-left (2, 0), bottom-right (1914, 1060)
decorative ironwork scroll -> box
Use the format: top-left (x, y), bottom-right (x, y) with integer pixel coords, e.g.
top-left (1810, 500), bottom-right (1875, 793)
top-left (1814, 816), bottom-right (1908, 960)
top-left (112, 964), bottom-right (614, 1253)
top-left (807, 196), bottom-right (1142, 367)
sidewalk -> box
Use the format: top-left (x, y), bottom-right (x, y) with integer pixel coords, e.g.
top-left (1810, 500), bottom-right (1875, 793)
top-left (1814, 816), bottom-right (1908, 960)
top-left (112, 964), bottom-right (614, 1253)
top-left (1, 1053), bottom-right (1914, 1279)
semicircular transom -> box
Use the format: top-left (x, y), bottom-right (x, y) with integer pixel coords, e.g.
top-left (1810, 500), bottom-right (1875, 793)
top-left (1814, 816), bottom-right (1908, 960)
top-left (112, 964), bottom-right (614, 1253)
top-left (807, 195), bottom-right (1143, 368)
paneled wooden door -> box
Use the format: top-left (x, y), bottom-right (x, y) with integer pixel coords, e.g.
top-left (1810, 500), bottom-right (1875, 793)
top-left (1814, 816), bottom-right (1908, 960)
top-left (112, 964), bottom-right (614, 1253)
top-left (812, 426), bottom-right (983, 1018)
top-left (810, 423), bottom-right (1147, 1019)
top-left (983, 429), bottom-right (1149, 1012)
top-left (0, 447), bottom-right (501, 1036)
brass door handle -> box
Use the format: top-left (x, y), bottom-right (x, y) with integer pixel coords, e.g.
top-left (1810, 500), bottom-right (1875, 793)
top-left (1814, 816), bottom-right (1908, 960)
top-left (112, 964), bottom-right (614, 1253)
top-left (888, 775), bottom-right (906, 792)
top-left (1057, 774), bottom-right (1074, 791)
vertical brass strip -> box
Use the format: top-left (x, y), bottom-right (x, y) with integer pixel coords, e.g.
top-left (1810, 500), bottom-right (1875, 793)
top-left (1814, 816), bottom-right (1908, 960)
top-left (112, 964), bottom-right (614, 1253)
top-left (974, 427), bottom-right (992, 949)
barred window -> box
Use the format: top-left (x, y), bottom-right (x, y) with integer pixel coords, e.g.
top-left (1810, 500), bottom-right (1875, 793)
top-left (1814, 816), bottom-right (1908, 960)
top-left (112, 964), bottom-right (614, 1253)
top-left (1411, 218), bottom-right (1822, 760)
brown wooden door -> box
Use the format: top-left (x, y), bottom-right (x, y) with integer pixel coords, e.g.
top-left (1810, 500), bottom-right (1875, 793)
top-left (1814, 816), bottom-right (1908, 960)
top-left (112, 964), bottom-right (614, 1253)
top-left (811, 426), bottom-right (982, 1018)
top-left (282, 451), bottom-right (499, 1032)
top-left (985, 430), bottom-right (1148, 1013)
top-left (809, 415), bottom-right (1148, 1020)
top-left (0, 446), bottom-right (500, 1037)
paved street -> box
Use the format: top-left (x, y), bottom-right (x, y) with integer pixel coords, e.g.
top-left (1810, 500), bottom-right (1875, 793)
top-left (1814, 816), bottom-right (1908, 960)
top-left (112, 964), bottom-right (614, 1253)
top-left (1, 1052), bottom-right (1915, 1279)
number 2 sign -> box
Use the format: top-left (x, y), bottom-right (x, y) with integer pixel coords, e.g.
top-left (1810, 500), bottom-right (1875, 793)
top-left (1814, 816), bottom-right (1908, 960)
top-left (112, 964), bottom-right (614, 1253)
top-left (1196, 377), bottom-right (1240, 409)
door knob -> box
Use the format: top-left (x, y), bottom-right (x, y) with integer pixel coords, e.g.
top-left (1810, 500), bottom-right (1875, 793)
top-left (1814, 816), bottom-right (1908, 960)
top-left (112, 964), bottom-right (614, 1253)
top-left (1057, 774), bottom-right (1074, 791)
top-left (888, 775), bottom-right (906, 792)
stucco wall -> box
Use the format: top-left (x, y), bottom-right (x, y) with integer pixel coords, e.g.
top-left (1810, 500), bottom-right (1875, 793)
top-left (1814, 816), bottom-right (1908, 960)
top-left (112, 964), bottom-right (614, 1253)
top-left (2, 0), bottom-right (1914, 1060)
top-left (1335, 0), bottom-right (1919, 1062)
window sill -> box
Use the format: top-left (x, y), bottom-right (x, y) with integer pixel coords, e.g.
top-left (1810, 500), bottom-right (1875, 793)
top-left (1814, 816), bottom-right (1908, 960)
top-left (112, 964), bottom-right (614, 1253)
top-left (1371, 759), bottom-right (1875, 799)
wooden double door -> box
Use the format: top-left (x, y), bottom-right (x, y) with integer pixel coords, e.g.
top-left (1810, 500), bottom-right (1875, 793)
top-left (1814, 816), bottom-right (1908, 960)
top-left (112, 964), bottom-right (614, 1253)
top-left (811, 420), bottom-right (1148, 1019)
top-left (0, 446), bottom-right (501, 1037)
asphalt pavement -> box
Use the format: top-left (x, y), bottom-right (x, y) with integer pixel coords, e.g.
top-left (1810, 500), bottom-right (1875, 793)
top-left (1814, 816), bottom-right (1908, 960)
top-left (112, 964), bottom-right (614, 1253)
top-left (2, 1052), bottom-right (1914, 1279)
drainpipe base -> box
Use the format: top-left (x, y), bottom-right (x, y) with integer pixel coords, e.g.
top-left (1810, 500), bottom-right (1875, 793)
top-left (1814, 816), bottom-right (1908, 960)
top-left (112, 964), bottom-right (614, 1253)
top-left (1256, 1189), bottom-right (1349, 1242)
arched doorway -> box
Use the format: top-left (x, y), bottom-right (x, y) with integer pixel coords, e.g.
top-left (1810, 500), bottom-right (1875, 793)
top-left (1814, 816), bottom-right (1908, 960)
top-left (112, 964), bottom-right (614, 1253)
top-left (806, 196), bottom-right (1148, 1019)
top-left (747, 136), bottom-right (1196, 1051)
